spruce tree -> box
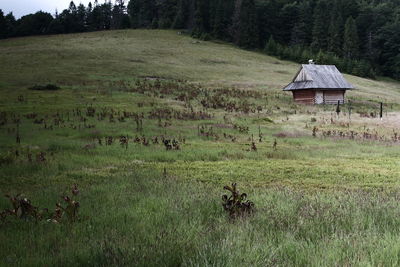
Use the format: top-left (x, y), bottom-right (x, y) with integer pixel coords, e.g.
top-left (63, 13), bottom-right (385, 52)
top-left (234, 0), bottom-right (258, 48)
top-left (101, 2), bottom-right (112, 30)
top-left (257, 0), bottom-right (280, 47)
top-left (290, 1), bottom-right (312, 46)
top-left (172, 0), bottom-right (188, 29)
top-left (0, 10), bottom-right (6, 39)
top-left (316, 49), bottom-right (326, 64)
top-left (5, 12), bottom-right (16, 37)
top-left (300, 48), bottom-right (313, 63)
top-left (127, 0), bottom-right (156, 28)
top-left (311, 0), bottom-right (329, 51)
top-left (327, 2), bottom-right (343, 55)
top-left (356, 4), bottom-right (375, 60)
top-left (127, 0), bottom-right (140, 28)
top-left (157, 0), bottom-right (178, 29)
top-left (264, 35), bottom-right (277, 56)
top-left (76, 4), bottom-right (87, 32)
top-left (212, 0), bottom-right (225, 39)
top-left (341, 0), bottom-right (360, 22)
top-left (192, 0), bottom-right (210, 37)
top-left (343, 16), bottom-right (359, 59)
top-left (90, 0), bottom-right (104, 30)
top-left (110, 0), bottom-right (127, 29)
top-left (85, 2), bottom-right (93, 31)
top-left (376, 20), bottom-right (400, 78)
top-left (231, 0), bottom-right (242, 42)
top-left (276, 2), bottom-right (298, 45)
top-left (121, 15), bottom-right (131, 28)
top-left (211, 0), bottom-right (234, 41)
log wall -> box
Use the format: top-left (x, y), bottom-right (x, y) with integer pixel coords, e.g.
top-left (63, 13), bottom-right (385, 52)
top-left (292, 90), bottom-right (315, 104)
top-left (324, 90), bottom-right (345, 104)
top-left (292, 89), bottom-right (346, 105)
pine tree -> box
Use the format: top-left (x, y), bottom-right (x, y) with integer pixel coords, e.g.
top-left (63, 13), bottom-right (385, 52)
top-left (76, 4), bottom-right (87, 32)
top-left (300, 48), bottom-right (313, 63)
top-left (111, 0), bottom-right (126, 29)
top-left (0, 10), bottom-right (6, 39)
top-left (341, 0), bottom-right (360, 22)
top-left (192, 0), bottom-right (210, 37)
top-left (158, 0), bottom-right (178, 29)
top-left (343, 16), bottom-right (359, 59)
top-left (264, 35), bottom-right (277, 56)
top-left (212, 0), bottom-right (224, 38)
top-left (233, 0), bottom-right (258, 48)
top-left (327, 14), bottom-right (343, 55)
top-left (230, 0), bottom-right (242, 42)
top-left (257, 0), bottom-right (279, 47)
top-left (91, 1), bottom-right (103, 30)
top-left (276, 2), bottom-right (298, 45)
top-left (4, 12), bottom-right (16, 37)
top-left (210, 0), bottom-right (234, 41)
top-left (85, 2), bottom-right (93, 31)
top-left (311, 0), bottom-right (329, 51)
top-left (69, 1), bottom-right (77, 13)
top-left (127, 0), bottom-right (156, 28)
top-left (327, 2), bottom-right (343, 55)
top-left (376, 20), bottom-right (400, 78)
top-left (290, 1), bottom-right (312, 46)
top-left (64, 1), bottom-right (80, 33)
top-left (172, 0), bottom-right (188, 29)
top-left (100, 2), bottom-right (112, 30)
top-left (316, 49), bottom-right (326, 64)
top-left (356, 3), bottom-right (375, 60)
top-left (127, 0), bottom-right (140, 28)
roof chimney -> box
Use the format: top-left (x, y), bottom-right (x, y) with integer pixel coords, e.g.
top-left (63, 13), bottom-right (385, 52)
top-left (308, 59), bottom-right (315, 65)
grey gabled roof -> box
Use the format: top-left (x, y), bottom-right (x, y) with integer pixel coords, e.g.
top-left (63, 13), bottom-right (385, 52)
top-left (283, 64), bottom-right (354, 91)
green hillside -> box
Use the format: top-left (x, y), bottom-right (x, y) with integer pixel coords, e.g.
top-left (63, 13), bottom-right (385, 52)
top-left (1, 30), bottom-right (400, 266)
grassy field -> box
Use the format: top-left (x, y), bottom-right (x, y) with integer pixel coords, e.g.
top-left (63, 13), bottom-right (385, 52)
top-left (2, 29), bottom-right (400, 266)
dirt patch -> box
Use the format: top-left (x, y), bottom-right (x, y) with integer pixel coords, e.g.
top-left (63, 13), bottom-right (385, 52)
top-left (274, 70), bottom-right (290, 75)
top-left (200, 59), bottom-right (229, 64)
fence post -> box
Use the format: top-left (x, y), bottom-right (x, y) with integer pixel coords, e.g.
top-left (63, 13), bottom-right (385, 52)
top-left (336, 100), bottom-right (340, 117)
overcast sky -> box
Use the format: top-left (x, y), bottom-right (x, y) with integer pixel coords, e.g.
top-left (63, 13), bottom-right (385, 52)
top-left (1, 0), bottom-right (95, 18)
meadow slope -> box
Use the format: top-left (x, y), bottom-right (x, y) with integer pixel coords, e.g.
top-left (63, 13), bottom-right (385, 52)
top-left (1, 30), bottom-right (400, 266)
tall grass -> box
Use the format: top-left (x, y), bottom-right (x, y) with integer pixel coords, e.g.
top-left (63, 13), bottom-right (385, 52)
top-left (2, 168), bottom-right (400, 266)
top-left (1, 30), bottom-right (400, 265)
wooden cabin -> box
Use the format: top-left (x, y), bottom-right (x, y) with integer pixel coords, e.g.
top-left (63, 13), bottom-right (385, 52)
top-left (283, 63), bottom-right (354, 104)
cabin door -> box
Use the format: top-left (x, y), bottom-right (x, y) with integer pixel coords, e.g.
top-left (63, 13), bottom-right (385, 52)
top-left (315, 91), bottom-right (324, 104)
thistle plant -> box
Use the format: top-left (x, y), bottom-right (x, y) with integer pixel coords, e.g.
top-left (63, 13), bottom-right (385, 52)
top-left (222, 183), bottom-right (254, 219)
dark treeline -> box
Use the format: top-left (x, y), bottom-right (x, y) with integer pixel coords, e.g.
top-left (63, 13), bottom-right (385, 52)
top-left (0, 0), bottom-right (130, 38)
top-left (1, 0), bottom-right (400, 79)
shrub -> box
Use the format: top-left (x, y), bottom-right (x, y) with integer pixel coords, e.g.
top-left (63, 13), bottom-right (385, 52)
top-left (1, 194), bottom-right (49, 221)
top-left (0, 151), bottom-right (15, 166)
top-left (1, 185), bottom-right (80, 224)
top-left (200, 32), bottom-right (211, 41)
top-left (222, 183), bottom-right (254, 219)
